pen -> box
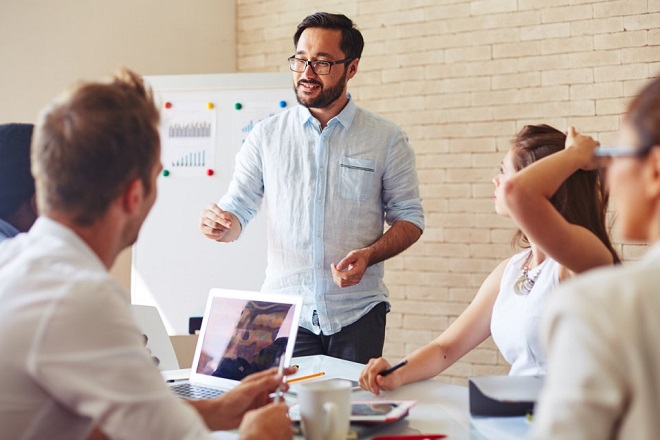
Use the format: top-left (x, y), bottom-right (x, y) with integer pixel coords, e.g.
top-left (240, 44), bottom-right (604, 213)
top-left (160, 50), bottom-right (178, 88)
top-left (379, 359), bottom-right (408, 377)
top-left (274, 355), bottom-right (286, 403)
top-left (287, 371), bottom-right (326, 384)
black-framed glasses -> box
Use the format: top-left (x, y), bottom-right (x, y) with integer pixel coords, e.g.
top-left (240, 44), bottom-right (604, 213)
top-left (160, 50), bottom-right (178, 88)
top-left (287, 56), bottom-right (354, 75)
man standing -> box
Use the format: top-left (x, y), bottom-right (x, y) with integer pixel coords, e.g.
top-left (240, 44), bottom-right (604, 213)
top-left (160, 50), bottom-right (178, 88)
top-left (0, 69), bottom-right (292, 440)
top-left (200, 12), bottom-right (424, 363)
top-left (0, 123), bottom-right (37, 242)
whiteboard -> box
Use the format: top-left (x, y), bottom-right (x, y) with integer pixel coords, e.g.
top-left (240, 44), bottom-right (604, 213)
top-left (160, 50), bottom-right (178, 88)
top-left (132, 73), bottom-right (295, 335)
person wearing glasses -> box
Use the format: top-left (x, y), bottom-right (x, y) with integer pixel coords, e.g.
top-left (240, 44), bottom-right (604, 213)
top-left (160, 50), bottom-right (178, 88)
top-left (360, 123), bottom-right (619, 394)
top-left (199, 12), bottom-right (424, 363)
top-left (530, 77), bottom-right (660, 439)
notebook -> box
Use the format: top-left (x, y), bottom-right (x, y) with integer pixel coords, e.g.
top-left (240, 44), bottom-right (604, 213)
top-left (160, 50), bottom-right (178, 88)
top-left (169, 288), bottom-right (302, 400)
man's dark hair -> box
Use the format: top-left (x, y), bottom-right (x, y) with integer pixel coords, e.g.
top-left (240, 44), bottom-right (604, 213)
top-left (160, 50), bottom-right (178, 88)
top-left (293, 12), bottom-right (364, 59)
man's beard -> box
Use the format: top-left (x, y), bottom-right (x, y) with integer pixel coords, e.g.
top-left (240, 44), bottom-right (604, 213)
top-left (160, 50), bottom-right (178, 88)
top-left (294, 69), bottom-right (348, 109)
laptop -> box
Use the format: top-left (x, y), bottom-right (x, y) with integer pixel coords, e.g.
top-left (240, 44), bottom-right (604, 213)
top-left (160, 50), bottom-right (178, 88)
top-left (169, 288), bottom-right (302, 400)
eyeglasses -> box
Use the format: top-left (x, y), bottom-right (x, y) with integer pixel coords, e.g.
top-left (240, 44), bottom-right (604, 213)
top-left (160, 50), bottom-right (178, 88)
top-left (287, 56), bottom-right (354, 75)
top-left (594, 145), bottom-right (657, 172)
top-left (594, 146), bottom-right (649, 158)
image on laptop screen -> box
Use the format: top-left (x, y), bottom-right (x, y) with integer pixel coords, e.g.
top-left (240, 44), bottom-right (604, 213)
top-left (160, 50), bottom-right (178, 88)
top-left (194, 293), bottom-right (298, 381)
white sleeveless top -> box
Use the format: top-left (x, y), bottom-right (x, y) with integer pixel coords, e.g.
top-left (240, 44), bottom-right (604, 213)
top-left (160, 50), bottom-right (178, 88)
top-left (490, 249), bottom-right (560, 376)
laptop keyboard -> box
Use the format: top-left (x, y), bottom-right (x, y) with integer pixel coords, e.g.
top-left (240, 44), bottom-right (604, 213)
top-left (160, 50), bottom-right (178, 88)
top-left (170, 382), bottom-right (224, 400)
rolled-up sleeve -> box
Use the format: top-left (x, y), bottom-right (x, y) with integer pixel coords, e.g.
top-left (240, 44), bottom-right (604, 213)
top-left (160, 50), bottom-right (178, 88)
top-left (382, 130), bottom-right (424, 231)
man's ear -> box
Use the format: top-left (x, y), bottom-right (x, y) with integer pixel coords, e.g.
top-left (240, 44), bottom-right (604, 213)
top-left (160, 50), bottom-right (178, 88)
top-left (122, 178), bottom-right (143, 214)
top-left (347, 58), bottom-right (359, 80)
top-left (644, 147), bottom-right (660, 200)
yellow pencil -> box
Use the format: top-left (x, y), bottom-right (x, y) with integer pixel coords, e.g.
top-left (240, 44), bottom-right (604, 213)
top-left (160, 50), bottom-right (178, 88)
top-left (287, 371), bottom-right (326, 384)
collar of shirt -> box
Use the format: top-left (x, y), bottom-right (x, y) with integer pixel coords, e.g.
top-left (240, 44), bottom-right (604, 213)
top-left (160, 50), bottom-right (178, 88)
top-left (296, 94), bottom-right (357, 130)
top-left (29, 216), bottom-right (107, 272)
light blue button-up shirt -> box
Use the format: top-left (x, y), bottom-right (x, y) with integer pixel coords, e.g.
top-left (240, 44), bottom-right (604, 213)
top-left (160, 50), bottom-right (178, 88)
top-left (219, 98), bottom-right (424, 335)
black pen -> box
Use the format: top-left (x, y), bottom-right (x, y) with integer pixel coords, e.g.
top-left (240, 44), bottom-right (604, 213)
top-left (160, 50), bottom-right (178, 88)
top-left (378, 359), bottom-right (408, 377)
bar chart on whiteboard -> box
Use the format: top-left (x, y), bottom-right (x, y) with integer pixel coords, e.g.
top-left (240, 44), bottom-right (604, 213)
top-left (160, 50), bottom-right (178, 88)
top-left (161, 102), bottom-right (217, 176)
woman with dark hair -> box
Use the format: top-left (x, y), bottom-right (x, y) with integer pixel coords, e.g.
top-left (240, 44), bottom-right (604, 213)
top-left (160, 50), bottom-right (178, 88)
top-left (531, 77), bottom-right (660, 439)
top-left (360, 124), bottom-right (619, 394)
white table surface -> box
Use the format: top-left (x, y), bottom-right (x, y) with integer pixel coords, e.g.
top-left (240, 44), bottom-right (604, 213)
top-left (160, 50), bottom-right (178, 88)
top-left (210, 355), bottom-right (530, 439)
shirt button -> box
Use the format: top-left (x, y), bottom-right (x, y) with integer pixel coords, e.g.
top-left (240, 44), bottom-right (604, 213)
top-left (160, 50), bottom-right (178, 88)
top-left (315, 264), bottom-right (321, 269)
top-left (319, 167), bottom-right (324, 173)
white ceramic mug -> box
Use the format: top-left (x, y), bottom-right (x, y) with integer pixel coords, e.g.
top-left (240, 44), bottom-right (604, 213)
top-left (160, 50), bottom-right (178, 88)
top-left (297, 379), bottom-right (351, 440)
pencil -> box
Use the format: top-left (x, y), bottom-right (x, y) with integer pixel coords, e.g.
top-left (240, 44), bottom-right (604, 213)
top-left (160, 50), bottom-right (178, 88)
top-left (287, 371), bottom-right (326, 384)
top-left (378, 359), bottom-right (408, 377)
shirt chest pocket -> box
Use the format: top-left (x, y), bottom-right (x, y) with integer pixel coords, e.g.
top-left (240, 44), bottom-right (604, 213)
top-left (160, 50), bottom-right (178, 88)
top-left (339, 156), bottom-right (376, 201)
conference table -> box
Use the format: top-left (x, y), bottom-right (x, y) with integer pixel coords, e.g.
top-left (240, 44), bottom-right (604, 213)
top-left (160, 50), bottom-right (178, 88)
top-left (210, 355), bottom-right (530, 439)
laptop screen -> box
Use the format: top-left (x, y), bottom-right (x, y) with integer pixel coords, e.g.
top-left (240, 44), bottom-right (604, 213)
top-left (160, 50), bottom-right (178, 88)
top-left (192, 289), bottom-right (301, 382)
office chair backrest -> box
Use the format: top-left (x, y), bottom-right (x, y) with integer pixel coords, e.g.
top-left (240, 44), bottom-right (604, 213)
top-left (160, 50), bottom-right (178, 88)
top-left (131, 304), bottom-right (180, 370)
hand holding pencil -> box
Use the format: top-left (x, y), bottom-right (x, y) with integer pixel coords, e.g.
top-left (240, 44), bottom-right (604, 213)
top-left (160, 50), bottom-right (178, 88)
top-left (359, 357), bottom-right (408, 396)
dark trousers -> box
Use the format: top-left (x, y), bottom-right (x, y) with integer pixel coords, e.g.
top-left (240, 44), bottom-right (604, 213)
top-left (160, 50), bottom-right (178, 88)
top-left (293, 302), bottom-right (387, 364)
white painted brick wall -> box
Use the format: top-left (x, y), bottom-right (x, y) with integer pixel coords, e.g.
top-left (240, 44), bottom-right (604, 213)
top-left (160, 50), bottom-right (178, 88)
top-left (236, 0), bottom-right (660, 384)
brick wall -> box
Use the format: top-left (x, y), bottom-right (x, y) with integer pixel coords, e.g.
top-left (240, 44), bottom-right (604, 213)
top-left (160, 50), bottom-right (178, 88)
top-left (236, 0), bottom-right (660, 384)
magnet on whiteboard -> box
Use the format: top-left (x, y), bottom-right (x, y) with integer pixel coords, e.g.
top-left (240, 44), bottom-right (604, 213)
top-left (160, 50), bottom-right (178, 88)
top-left (206, 169), bottom-right (214, 176)
top-left (162, 169), bottom-right (170, 177)
top-left (235, 102), bottom-right (242, 110)
top-left (165, 102), bottom-right (172, 109)
top-left (279, 100), bottom-right (287, 108)
top-left (207, 102), bottom-right (215, 109)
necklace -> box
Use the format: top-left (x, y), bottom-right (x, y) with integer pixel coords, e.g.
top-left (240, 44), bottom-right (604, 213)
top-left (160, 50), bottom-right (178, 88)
top-left (513, 253), bottom-right (543, 296)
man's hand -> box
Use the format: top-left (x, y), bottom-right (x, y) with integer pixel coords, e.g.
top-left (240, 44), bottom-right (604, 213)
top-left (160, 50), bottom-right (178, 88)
top-left (202, 366), bottom-right (295, 431)
top-left (331, 221), bottom-right (422, 289)
top-left (331, 249), bottom-right (371, 288)
top-left (199, 204), bottom-right (239, 242)
top-left (238, 403), bottom-right (293, 440)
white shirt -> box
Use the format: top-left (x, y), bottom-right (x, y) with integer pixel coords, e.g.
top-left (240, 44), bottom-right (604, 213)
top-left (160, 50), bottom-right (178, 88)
top-left (531, 245), bottom-right (660, 439)
top-left (491, 249), bottom-right (560, 376)
top-left (219, 98), bottom-right (424, 335)
top-left (0, 217), bottom-right (211, 440)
